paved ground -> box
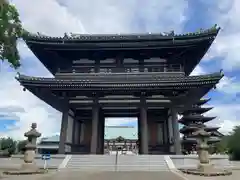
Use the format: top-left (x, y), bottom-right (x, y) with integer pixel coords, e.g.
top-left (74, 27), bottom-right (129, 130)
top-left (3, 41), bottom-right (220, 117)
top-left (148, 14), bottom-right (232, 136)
top-left (0, 170), bottom-right (186, 180)
top-left (1, 170), bottom-right (240, 180)
top-left (179, 169), bottom-right (240, 180)
top-left (39, 171), bottom-right (187, 180)
top-left (0, 158), bottom-right (63, 169)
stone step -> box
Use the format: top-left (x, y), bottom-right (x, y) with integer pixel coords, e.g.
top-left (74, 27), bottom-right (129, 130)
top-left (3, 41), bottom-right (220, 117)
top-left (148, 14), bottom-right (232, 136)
top-left (65, 155), bottom-right (169, 171)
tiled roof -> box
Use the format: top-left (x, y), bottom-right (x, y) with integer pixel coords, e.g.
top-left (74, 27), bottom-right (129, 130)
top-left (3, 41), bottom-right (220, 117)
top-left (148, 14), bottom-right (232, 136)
top-left (104, 126), bottom-right (138, 140)
top-left (180, 107), bottom-right (213, 115)
top-left (40, 135), bottom-right (59, 142)
top-left (16, 72), bottom-right (223, 89)
top-left (23, 26), bottom-right (220, 42)
top-left (39, 126), bottom-right (138, 143)
top-left (179, 115), bottom-right (216, 125)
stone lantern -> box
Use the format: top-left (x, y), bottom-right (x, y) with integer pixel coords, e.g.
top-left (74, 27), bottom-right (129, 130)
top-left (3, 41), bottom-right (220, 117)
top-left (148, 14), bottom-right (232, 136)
top-left (21, 123), bottom-right (41, 170)
top-left (180, 127), bottom-right (232, 176)
top-left (192, 128), bottom-right (212, 172)
top-left (3, 123), bottom-right (45, 175)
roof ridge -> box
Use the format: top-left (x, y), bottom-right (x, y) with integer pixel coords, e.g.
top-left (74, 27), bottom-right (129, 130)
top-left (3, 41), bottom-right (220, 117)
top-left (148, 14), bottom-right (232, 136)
top-left (23, 25), bottom-right (220, 40)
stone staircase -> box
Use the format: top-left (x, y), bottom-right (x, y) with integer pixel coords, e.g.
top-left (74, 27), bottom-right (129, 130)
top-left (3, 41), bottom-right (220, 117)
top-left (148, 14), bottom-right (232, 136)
top-left (65, 155), bottom-right (169, 171)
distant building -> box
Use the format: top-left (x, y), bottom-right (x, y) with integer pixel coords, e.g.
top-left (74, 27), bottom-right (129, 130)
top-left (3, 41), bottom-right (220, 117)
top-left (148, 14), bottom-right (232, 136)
top-left (37, 126), bottom-right (138, 154)
top-left (37, 135), bottom-right (59, 154)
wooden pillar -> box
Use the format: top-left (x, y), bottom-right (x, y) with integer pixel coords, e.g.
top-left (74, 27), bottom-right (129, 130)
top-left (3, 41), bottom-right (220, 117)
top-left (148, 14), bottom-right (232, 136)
top-left (71, 118), bottom-right (76, 152)
top-left (115, 56), bottom-right (123, 72)
top-left (139, 58), bottom-right (144, 72)
top-left (140, 95), bottom-right (148, 154)
top-left (97, 110), bottom-right (105, 154)
top-left (73, 120), bottom-right (81, 145)
top-left (94, 59), bottom-right (100, 73)
top-left (168, 109), bottom-right (174, 153)
top-left (90, 97), bottom-right (99, 154)
top-left (137, 115), bottom-right (141, 154)
top-left (79, 121), bottom-right (85, 144)
top-left (58, 106), bottom-right (69, 154)
top-left (171, 108), bottom-right (181, 154)
top-left (164, 118), bottom-right (168, 144)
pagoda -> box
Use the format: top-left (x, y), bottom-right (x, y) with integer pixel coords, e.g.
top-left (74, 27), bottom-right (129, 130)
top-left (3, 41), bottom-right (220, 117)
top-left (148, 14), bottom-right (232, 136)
top-left (16, 25), bottom-right (223, 154)
top-left (179, 99), bottom-right (223, 154)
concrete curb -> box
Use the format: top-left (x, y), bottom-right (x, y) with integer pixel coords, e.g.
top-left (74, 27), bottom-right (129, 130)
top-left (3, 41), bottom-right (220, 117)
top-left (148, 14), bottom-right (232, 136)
top-left (58, 155), bottom-right (72, 169)
top-left (164, 155), bottom-right (176, 170)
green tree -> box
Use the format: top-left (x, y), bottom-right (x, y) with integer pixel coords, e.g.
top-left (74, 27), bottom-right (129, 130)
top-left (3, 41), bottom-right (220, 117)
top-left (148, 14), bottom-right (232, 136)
top-left (16, 140), bottom-right (27, 154)
top-left (228, 126), bottom-right (240, 160)
top-left (214, 135), bottom-right (230, 154)
top-left (0, 0), bottom-right (24, 68)
top-left (0, 137), bottom-right (17, 156)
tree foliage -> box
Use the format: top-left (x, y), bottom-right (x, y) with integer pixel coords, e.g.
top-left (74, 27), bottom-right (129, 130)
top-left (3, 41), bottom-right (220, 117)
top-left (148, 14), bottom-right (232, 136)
top-left (17, 140), bottom-right (27, 153)
top-left (227, 126), bottom-right (240, 160)
top-left (0, 0), bottom-right (23, 68)
top-left (212, 135), bottom-right (230, 154)
top-left (0, 137), bottom-right (17, 156)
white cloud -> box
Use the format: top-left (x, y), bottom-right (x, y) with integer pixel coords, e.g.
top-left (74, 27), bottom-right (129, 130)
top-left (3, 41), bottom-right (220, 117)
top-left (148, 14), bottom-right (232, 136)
top-left (205, 104), bottom-right (240, 134)
top-left (0, 64), bottom-right (61, 140)
top-left (217, 76), bottom-right (240, 95)
top-left (205, 0), bottom-right (240, 71)
top-left (0, 0), bottom-right (188, 139)
top-left (190, 65), bottom-right (206, 76)
top-left (105, 118), bottom-right (137, 126)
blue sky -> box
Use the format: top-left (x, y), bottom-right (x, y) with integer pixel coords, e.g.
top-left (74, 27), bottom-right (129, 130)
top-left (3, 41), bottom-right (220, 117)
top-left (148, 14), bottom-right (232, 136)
top-left (0, 0), bottom-right (240, 139)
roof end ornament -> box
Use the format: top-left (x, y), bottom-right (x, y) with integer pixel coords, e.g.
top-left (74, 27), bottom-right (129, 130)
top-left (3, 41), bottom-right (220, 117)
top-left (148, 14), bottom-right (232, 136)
top-left (163, 30), bottom-right (174, 36)
top-left (220, 69), bottom-right (224, 76)
top-left (15, 72), bottom-right (20, 79)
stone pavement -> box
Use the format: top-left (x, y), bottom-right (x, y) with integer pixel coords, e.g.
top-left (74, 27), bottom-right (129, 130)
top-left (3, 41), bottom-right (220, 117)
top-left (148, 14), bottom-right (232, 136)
top-left (0, 170), bottom-right (186, 180)
top-left (38, 171), bottom-right (187, 180)
top-left (1, 170), bottom-right (240, 180)
top-left (179, 169), bottom-right (239, 180)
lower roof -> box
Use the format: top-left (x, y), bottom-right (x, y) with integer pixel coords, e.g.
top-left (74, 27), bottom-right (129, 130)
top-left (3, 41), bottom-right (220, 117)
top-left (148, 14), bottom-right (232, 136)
top-left (17, 72), bottom-right (223, 90)
top-left (16, 72), bottom-right (223, 112)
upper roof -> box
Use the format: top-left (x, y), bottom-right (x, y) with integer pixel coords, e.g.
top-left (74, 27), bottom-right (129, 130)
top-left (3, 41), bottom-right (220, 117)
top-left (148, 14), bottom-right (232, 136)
top-left (23, 26), bottom-right (220, 75)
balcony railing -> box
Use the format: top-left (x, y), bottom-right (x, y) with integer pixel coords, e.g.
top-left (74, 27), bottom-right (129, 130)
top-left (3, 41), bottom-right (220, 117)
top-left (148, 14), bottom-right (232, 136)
top-left (57, 64), bottom-right (184, 74)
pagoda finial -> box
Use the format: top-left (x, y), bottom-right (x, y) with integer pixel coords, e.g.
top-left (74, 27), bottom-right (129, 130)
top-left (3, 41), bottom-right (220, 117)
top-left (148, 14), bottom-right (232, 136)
top-left (64, 33), bottom-right (69, 38)
top-left (16, 72), bottom-right (20, 79)
top-left (220, 69), bottom-right (224, 76)
top-left (212, 24), bottom-right (220, 30)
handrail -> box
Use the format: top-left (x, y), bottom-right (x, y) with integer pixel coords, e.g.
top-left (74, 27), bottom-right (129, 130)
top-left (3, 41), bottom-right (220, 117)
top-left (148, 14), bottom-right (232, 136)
top-left (58, 63), bottom-right (184, 74)
top-left (115, 150), bottom-right (119, 171)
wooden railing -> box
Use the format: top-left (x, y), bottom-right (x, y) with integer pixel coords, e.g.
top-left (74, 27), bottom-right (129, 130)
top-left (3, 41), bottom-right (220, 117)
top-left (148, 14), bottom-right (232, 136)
top-left (57, 63), bottom-right (184, 74)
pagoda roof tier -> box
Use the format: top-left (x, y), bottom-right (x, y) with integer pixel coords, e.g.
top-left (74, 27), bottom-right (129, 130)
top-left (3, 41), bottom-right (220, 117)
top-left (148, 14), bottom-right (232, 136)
top-left (182, 137), bottom-right (221, 144)
top-left (180, 126), bottom-right (220, 134)
top-left (180, 107), bottom-right (213, 115)
top-left (23, 26), bottom-right (220, 75)
top-left (178, 115), bottom-right (216, 125)
top-left (195, 98), bottom-right (211, 106)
